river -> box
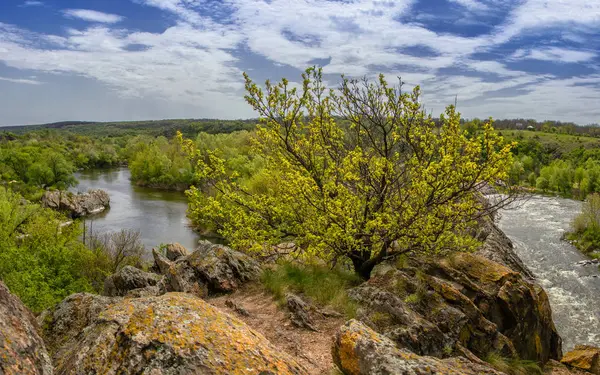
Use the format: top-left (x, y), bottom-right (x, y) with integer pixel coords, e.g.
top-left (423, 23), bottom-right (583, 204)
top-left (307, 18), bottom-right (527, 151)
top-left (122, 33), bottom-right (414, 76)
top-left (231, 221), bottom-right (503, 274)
top-left (73, 168), bottom-right (200, 252)
top-left (498, 195), bottom-right (600, 351)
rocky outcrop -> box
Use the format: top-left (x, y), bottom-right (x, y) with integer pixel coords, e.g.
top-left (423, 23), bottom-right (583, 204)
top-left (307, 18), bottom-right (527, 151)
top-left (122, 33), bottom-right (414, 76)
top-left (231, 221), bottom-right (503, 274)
top-left (476, 218), bottom-right (535, 279)
top-left (350, 251), bottom-right (562, 364)
top-left (332, 319), bottom-right (504, 375)
top-left (42, 189), bottom-right (110, 218)
top-left (42, 292), bottom-right (308, 375)
top-left (561, 346), bottom-right (600, 374)
top-left (154, 241), bottom-right (261, 297)
top-left (38, 293), bottom-right (113, 361)
top-left (165, 242), bottom-right (189, 261)
top-left (0, 281), bottom-right (53, 375)
top-left (545, 360), bottom-right (590, 375)
top-left (103, 265), bottom-right (163, 297)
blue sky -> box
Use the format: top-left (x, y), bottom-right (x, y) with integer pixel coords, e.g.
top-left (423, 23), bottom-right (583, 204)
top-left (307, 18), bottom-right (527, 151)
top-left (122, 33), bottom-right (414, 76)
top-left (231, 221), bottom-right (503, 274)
top-left (0, 0), bottom-right (599, 126)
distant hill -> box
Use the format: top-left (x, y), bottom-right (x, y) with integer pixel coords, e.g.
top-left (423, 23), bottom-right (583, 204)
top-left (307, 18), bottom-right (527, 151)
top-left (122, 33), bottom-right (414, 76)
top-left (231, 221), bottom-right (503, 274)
top-left (0, 119), bottom-right (257, 138)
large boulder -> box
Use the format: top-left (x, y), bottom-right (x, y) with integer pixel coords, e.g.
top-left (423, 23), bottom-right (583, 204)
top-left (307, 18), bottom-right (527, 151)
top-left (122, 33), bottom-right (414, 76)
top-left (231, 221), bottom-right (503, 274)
top-left (155, 241), bottom-right (261, 296)
top-left (561, 345), bottom-right (600, 374)
top-left (545, 360), bottom-right (590, 375)
top-left (0, 281), bottom-right (53, 375)
top-left (350, 251), bottom-right (562, 364)
top-left (38, 293), bottom-right (114, 362)
top-left (42, 292), bottom-right (308, 375)
top-left (165, 242), bottom-right (189, 261)
top-left (103, 265), bottom-right (163, 297)
top-left (332, 319), bottom-right (504, 375)
top-left (42, 189), bottom-right (110, 218)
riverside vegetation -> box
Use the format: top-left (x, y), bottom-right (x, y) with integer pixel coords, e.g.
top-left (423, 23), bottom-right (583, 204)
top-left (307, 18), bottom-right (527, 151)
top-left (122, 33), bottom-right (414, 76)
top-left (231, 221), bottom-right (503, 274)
top-left (1, 68), bottom-right (600, 374)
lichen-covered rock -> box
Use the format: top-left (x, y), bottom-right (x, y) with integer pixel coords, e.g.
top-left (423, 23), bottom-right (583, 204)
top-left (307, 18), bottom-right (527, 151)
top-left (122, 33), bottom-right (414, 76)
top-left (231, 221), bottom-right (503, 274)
top-left (47, 292), bottom-right (308, 375)
top-left (165, 242), bottom-right (189, 261)
top-left (103, 265), bottom-right (163, 297)
top-left (0, 281), bottom-right (53, 375)
top-left (561, 345), bottom-right (600, 374)
top-left (158, 241), bottom-right (261, 296)
top-left (42, 189), bottom-right (110, 218)
top-left (38, 293), bottom-right (113, 361)
top-left (544, 360), bottom-right (589, 375)
top-left (332, 319), bottom-right (504, 375)
top-left (351, 251), bottom-right (561, 364)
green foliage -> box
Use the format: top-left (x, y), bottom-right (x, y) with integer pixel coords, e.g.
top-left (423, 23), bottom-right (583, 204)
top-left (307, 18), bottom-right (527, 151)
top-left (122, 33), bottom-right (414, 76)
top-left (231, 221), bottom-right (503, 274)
top-left (185, 67), bottom-right (515, 278)
top-left (88, 229), bottom-right (145, 272)
top-left (128, 136), bottom-right (196, 190)
top-left (260, 262), bottom-right (360, 317)
top-left (484, 353), bottom-right (542, 375)
top-left (504, 130), bottom-right (600, 197)
top-left (568, 193), bottom-right (600, 259)
top-left (0, 187), bottom-right (110, 312)
top-left (0, 130), bottom-right (124, 198)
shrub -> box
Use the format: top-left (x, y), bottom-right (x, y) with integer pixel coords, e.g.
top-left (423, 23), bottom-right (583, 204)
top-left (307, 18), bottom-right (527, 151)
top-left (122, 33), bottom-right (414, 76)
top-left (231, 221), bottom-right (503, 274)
top-left (260, 261), bottom-right (360, 317)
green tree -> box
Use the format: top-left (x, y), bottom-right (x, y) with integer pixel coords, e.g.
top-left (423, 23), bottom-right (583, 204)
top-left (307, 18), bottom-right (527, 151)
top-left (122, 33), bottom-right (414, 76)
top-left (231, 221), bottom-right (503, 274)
top-left (536, 177), bottom-right (550, 191)
top-left (0, 187), bottom-right (109, 312)
top-left (184, 68), bottom-right (516, 279)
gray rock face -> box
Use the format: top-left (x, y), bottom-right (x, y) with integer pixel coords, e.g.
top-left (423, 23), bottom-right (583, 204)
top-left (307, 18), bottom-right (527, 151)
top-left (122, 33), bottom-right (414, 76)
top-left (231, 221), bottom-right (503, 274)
top-left (0, 281), bottom-right (53, 375)
top-left (42, 292), bottom-right (308, 375)
top-left (42, 189), bottom-right (110, 218)
top-left (286, 293), bottom-right (318, 331)
top-left (154, 241), bottom-right (261, 297)
top-left (165, 242), bottom-right (189, 261)
top-left (332, 319), bottom-right (505, 375)
top-left (351, 251), bottom-right (562, 365)
top-left (103, 265), bottom-right (163, 297)
top-left (38, 293), bottom-right (113, 366)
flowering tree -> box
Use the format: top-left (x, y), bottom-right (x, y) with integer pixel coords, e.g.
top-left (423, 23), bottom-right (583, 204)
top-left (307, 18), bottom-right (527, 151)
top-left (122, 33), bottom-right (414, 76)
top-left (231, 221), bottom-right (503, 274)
top-left (184, 67), bottom-right (516, 279)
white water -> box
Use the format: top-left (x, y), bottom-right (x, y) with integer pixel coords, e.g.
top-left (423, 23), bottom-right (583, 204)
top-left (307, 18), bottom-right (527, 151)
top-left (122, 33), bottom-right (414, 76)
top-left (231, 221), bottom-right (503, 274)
top-left (497, 196), bottom-right (600, 350)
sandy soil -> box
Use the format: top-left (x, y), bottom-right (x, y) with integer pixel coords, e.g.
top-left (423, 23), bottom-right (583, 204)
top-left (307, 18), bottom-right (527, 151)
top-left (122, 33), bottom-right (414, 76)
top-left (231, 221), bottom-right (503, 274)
top-left (209, 284), bottom-right (345, 375)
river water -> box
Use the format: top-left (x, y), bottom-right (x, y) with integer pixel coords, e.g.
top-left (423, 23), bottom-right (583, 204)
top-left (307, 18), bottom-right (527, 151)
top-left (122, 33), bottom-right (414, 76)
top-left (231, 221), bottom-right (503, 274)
top-left (73, 168), bottom-right (200, 252)
top-left (497, 195), bottom-right (600, 351)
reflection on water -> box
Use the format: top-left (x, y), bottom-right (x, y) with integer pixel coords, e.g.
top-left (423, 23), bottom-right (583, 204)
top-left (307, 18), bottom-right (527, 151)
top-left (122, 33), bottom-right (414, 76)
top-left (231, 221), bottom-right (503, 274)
top-left (498, 195), bottom-right (600, 350)
top-left (73, 168), bottom-right (201, 253)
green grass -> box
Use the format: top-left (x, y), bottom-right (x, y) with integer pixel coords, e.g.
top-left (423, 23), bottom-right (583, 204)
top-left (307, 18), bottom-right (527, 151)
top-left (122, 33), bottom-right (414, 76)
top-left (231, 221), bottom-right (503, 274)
top-left (502, 130), bottom-right (600, 153)
top-left (484, 353), bottom-right (542, 375)
top-left (260, 262), bottom-right (361, 318)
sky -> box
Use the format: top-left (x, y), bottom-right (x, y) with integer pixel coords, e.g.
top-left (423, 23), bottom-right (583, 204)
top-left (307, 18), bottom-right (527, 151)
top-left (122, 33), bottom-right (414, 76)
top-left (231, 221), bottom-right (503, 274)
top-left (0, 0), bottom-right (599, 126)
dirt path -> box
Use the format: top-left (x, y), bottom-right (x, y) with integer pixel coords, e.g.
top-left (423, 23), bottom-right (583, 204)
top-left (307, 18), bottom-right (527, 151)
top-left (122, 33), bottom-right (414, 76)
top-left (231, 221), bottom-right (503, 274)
top-left (209, 285), bottom-right (344, 375)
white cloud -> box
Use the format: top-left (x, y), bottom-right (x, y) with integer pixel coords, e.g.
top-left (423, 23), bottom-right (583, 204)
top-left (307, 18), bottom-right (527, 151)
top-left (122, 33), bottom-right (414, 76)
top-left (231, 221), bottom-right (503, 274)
top-left (1, 0), bottom-right (600, 124)
top-left (511, 47), bottom-right (596, 63)
top-left (448, 0), bottom-right (489, 11)
top-left (22, 1), bottom-right (44, 6)
top-left (459, 76), bottom-right (600, 124)
top-left (493, 0), bottom-right (600, 45)
top-left (62, 9), bottom-right (125, 24)
top-left (0, 76), bottom-right (43, 85)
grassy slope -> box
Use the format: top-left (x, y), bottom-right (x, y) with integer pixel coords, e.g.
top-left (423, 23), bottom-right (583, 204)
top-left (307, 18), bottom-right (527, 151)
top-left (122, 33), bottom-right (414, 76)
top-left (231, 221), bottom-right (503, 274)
top-left (501, 129), bottom-right (600, 154)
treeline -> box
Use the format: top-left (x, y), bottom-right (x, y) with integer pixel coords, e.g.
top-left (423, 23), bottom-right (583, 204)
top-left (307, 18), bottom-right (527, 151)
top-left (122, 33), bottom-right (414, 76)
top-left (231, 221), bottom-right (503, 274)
top-left (0, 130), bottom-right (124, 199)
top-left (127, 131), bottom-right (260, 191)
top-left (480, 118), bottom-right (600, 137)
top-left (3, 119), bottom-right (256, 138)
